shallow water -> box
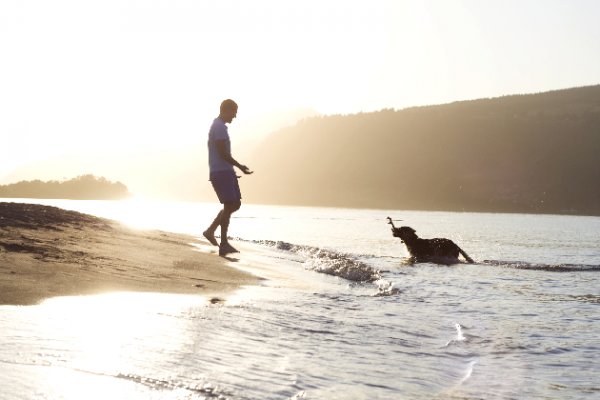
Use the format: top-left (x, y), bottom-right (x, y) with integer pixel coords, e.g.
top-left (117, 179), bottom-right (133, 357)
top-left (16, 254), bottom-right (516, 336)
top-left (1, 199), bottom-right (600, 399)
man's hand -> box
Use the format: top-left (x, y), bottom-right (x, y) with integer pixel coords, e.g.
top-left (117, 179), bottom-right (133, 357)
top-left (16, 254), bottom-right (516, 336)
top-left (216, 140), bottom-right (253, 174)
top-left (239, 165), bottom-right (253, 175)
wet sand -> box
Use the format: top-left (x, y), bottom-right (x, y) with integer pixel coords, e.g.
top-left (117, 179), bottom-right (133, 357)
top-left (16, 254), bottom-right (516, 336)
top-left (0, 202), bottom-right (258, 306)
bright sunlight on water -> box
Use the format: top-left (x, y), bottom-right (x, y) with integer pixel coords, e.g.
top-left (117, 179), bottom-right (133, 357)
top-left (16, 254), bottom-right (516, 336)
top-left (1, 198), bottom-right (600, 399)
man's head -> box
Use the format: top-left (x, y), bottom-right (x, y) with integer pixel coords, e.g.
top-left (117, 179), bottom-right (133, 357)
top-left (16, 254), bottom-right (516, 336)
top-left (219, 99), bottom-right (238, 123)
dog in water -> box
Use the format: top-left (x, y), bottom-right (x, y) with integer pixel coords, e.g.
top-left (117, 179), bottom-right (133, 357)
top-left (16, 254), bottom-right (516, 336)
top-left (387, 217), bottom-right (474, 263)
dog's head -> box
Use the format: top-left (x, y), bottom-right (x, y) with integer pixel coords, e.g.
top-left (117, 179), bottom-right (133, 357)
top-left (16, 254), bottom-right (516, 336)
top-left (392, 226), bottom-right (418, 243)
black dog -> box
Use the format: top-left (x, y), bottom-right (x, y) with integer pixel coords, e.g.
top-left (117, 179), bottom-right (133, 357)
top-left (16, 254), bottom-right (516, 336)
top-left (387, 217), bottom-right (474, 263)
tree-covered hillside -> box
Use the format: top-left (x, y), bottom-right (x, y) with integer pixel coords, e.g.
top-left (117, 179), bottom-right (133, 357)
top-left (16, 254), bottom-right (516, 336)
top-left (0, 175), bottom-right (132, 201)
top-left (243, 85), bottom-right (600, 215)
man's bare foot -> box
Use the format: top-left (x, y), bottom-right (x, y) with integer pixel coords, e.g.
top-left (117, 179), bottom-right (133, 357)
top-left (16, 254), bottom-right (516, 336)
top-left (203, 230), bottom-right (219, 247)
top-left (219, 243), bottom-right (239, 256)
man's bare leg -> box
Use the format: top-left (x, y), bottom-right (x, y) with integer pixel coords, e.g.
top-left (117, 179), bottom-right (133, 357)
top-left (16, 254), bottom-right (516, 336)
top-left (203, 210), bottom-right (222, 247)
top-left (219, 200), bottom-right (241, 256)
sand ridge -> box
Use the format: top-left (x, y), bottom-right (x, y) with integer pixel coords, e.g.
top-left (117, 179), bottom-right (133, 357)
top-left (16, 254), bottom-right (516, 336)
top-left (0, 202), bottom-right (258, 306)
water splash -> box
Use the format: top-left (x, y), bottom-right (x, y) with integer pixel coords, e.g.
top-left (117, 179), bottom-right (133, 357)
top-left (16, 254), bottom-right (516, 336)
top-left (251, 240), bottom-right (383, 282)
top-left (455, 323), bottom-right (466, 341)
top-left (372, 279), bottom-right (401, 297)
top-left (445, 323), bottom-right (467, 346)
top-left (247, 239), bottom-right (399, 296)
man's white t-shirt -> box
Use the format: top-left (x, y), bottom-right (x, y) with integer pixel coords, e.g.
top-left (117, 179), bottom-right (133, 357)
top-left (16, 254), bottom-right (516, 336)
top-left (208, 118), bottom-right (234, 173)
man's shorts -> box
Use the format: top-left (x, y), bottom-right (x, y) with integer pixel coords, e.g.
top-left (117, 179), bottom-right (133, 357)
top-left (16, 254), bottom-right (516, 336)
top-left (210, 170), bottom-right (242, 204)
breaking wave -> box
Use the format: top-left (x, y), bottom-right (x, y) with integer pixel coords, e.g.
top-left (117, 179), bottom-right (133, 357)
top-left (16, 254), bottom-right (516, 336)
top-left (483, 260), bottom-right (600, 272)
top-left (248, 239), bottom-right (400, 296)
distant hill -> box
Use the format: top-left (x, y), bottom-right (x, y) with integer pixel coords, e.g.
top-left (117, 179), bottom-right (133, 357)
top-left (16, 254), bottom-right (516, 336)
top-left (0, 147), bottom-right (207, 201)
top-left (0, 108), bottom-right (320, 202)
top-left (243, 85), bottom-right (600, 215)
top-left (230, 108), bottom-right (322, 143)
top-left (0, 175), bottom-right (132, 201)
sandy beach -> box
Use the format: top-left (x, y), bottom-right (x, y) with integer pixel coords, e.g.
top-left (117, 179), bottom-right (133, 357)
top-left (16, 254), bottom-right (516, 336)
top-left (0, 202), bottom-right (258, 306)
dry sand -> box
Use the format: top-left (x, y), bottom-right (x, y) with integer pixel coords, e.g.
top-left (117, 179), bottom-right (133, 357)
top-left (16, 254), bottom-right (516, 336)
top-left (0, 202), bottom-right (258, 306)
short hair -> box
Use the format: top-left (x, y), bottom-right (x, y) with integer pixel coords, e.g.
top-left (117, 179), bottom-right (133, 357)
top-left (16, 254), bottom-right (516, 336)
top-left (220, 99), bottom-right (238, 113)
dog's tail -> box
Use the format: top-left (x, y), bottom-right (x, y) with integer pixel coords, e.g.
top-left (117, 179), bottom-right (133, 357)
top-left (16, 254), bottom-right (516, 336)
top-left (457, 246), bottom-right (475, 263)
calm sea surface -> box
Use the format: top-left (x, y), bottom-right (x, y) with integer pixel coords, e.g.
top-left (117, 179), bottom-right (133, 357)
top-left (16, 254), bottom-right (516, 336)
top-left (1, 198), bottom-right (599, 400)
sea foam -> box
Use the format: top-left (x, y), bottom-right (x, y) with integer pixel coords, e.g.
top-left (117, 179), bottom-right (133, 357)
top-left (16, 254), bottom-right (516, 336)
top-left (248, 239), bottom-right (399, 296)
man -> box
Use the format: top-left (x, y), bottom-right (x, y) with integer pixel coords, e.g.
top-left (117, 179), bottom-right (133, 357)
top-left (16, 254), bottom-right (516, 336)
top-left (203, 99), bottom-right (253, 256)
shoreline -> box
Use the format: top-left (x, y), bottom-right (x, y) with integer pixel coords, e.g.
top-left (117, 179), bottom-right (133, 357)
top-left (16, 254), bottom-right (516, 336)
top-left (0, 202), bottom-right (258, 306)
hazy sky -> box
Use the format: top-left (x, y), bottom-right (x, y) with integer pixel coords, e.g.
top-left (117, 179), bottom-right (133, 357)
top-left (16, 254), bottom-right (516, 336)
top-left (1, 0), bottom-right (599, 177)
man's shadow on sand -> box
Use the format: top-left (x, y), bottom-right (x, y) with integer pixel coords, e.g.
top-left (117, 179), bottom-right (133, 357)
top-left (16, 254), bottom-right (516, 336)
top-left (220, 255), bottom-right (239, 262)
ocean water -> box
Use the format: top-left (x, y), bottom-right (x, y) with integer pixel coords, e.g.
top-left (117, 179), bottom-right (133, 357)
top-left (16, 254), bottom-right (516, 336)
top-left (1, 198), bottom-right (600, 399)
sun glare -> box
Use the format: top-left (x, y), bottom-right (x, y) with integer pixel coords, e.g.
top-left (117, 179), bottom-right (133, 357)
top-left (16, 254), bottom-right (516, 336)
top-left (37, 293), bottom-right (212, 399)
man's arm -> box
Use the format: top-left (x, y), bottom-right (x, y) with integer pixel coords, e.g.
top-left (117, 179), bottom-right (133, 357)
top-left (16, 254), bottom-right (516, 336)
top-left (216, 139), bottom-right (253, 174)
